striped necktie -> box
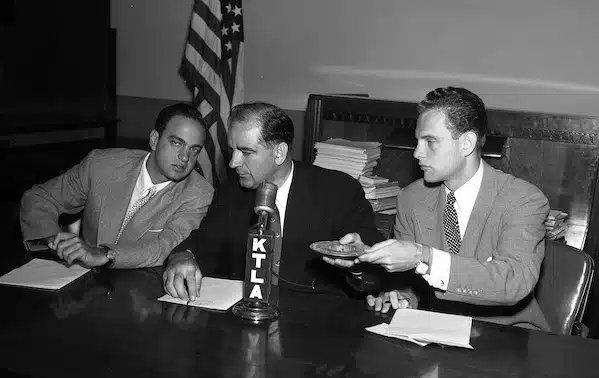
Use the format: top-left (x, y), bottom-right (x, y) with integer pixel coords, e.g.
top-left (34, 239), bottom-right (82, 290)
top-left (443, 191), bottom-right (461, 254)
top-left (116, 186), bottom-right (157, 243)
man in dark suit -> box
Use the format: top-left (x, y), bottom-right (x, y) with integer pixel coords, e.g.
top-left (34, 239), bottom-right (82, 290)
top-left (163, 102), bottom-right (383, 300)
top-left (326, 87), bottom-right (550, 331)
top-left (20, 103), bottom-right (214, 269)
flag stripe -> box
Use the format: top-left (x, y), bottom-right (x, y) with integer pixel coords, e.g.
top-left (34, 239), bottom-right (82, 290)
top-left (181, 0), bottom-right (244, 186)
top-left (192, 0), bottom-right (221, 37)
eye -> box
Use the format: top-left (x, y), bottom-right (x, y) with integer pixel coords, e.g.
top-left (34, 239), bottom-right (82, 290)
top-left (191, 147), bottom-right (201, 155)
top-left (171, 140), bottom-right (181, 146)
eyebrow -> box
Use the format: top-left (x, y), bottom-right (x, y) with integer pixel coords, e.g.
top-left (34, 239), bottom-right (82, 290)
top-left (415, 133), bottom-right (438, 140)
top-left (169, 135), bottom-right (203, 149)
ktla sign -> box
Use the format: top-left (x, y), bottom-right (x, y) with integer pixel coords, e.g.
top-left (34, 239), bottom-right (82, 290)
top-left (245, 234), bottom-right (274, 301)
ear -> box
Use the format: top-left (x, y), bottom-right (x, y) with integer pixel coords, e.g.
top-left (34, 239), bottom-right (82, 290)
top-left (460, 131), bottom-right (477, 157)
top-left (149, 130), bottom-right (159, 151)
top-left (274, 142), bottom-right (289, 165)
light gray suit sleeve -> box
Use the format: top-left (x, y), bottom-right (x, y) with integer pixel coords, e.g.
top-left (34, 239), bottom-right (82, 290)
top-left (440, 184), bottom-right (549, 306)
top-left (103, 181), bottom-right (214, 269)
top-left (20, 150), bottom-right (95, 244)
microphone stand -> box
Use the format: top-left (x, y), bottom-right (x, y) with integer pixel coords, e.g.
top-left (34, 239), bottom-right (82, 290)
top-left (232, 183), bottom-right (281, 322)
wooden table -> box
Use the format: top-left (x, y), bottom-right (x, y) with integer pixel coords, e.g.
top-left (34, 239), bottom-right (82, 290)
top-left (1, 258), bottom-right (598, 378)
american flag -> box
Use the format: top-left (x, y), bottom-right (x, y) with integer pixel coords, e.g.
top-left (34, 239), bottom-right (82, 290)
top-left (180, 0), bottom-right (244, 186)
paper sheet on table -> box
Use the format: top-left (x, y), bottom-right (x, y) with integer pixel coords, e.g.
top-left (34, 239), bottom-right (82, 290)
top-left (0, 258), bottom-right (90, 290)
top-left (158, 277), bottom-right (243, 311)
top-left (367, 309), bottom-right (473, 349)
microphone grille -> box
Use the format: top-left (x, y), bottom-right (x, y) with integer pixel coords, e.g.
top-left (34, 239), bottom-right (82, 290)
top-left (254, 182), bottom-right (278, 214)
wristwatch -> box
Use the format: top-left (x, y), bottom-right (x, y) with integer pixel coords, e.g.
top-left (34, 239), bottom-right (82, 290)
top-left (101, 245), bottom-right (116, 268)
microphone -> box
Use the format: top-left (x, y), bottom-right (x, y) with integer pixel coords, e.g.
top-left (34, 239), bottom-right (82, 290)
top-left (232, 182), bottom-right (281, 321)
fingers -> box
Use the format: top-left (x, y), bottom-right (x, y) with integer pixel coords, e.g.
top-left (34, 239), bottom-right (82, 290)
top-left (367, 291), bottom-right (412, 313)
top-left (163, 269), bottom-right (178, 299)
top-left (322, 256), bottom-right (357, 268)
top-left (63, 248), bottom-right (85, 265)
top-left (173, 272), bottom-right (189, 301)
top-left (365, 239), bottom-right (396, 252)
top-left (366, 294), bottom-right (376, 307)
top-left (50, 232), bottom-right (77, 251)
top-left (184, 271), bottom-right (199, 301)
top-left (59, 240), bottom-right (83, 263)
top-left (339, 232), bottom-right (361, 245)
top-left (191, 269), bottom-right (203, 300)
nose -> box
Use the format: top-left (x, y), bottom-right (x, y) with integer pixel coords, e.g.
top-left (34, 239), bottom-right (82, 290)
top-left (229, 150), bottom-right (242, 169)
top-left (178, 146), bottom-right (190, 162)
top-left (413, 140), bottom-right (424, 160)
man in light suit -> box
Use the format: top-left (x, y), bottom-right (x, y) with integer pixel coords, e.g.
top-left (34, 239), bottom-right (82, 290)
top-left (162, 102), bottom-right (383, 301)
top-left (327, 87), bottom-right (550, 331)
top-left (20, 103), bottom-right (214, 269)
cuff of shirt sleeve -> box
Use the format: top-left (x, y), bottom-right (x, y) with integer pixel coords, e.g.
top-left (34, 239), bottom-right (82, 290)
top-left (421, 247), bottom-right (451, 291)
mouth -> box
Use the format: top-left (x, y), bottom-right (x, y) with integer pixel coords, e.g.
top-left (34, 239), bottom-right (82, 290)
top-left (172, 164), bottom-right (186, 172)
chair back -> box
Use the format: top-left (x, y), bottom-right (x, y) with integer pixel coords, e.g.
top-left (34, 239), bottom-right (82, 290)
top-left (535, 240), bottom-right (594, 335)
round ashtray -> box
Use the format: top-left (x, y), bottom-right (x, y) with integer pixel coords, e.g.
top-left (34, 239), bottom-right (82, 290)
top-left (310, 241), bottom-right (365, 258)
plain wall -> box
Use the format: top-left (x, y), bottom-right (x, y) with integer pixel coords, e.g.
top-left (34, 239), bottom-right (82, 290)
top-left (111, 0), bottom-right (599, 146)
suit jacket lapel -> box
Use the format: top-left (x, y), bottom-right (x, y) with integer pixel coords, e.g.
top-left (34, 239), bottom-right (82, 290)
top-left (123, 181), bottom-right (177, 241)
top-left (97, 155), bottom-right (144, 244)
top-left (414, 184), bottom-right (445, 250)
top-left (460, 161), bottom-right (502, 258)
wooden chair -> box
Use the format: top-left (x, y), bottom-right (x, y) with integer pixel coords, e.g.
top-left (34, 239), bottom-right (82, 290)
top-left (535, 240), bottom-right (595, 335)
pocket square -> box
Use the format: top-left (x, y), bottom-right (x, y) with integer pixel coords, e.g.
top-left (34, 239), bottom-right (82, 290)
top-left (148, 229), bottom-right (163, 233)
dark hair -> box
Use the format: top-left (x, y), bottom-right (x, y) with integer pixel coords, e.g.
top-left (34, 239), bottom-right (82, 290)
top-left (154, 103), bottom-right (205, 134)
top-left (418, 87), bottom-right (487, 149)
top-left (228, 102), bottom-right (294, 147)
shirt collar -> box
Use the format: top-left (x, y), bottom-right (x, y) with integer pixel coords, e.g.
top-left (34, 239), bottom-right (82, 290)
top-left (137, 153), bottom-right (171, 195)
top-left (276, 161), bottom-right (294, 206)
top-left (445, 159), bottom-right (484, 212)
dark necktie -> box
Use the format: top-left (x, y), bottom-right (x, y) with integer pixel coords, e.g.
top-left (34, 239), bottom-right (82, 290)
top-left (443, 191), bottom-right (461, 254)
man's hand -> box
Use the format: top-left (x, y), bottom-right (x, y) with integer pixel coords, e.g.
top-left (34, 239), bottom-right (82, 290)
top-left (50, 232), bottom-right (108, 267)
top-left (366, 289), bottom-right (419, 313)
top-left (322, 232), bottom-right (366, 268)
top-left (358, 239), bottom-right (422, 272)
top-left (162, 252), bottom-right (202, 301)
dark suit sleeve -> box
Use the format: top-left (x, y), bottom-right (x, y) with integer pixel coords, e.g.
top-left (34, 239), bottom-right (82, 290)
top-left (335, 176), bottom-right (384, 246)
top-left (168, 184), bottom-right (228, 276)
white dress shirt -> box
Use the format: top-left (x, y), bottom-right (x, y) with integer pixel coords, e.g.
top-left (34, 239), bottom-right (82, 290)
top-left (422, 159), bottom-right (484, 290)
top-left (121, 153), bottom-right (171, 229)
top-left (274, 161), bottom-right (294, 235)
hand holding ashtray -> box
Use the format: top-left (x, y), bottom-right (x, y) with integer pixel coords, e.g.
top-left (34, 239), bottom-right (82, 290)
top-left (310, 240), bottom-right (366, 259)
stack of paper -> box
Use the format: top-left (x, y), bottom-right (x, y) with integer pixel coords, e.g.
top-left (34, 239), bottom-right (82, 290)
top-left (0, 258), bottom-right (90, 290)
top-left (359, 175), bottom-right (400, 213)
top-left (314, 139), bottom-right (382, 178)
top-left (366, 309), bottom-right (473, 349)
top-left (545, 210), bottom-right (568, 241)
top-left (158, 277), bottom-right (243, 311)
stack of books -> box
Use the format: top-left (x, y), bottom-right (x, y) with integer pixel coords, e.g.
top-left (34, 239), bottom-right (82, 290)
top-left (359, 175), bottom-right (400, 213)
top-left (313, 139), bottom-right (382, 179)
top-left (545, 210), bottom-right (568, 241)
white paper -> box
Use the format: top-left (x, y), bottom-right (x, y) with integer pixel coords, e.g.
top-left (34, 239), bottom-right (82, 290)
top-left (367, 309), bottom-right (473, 349)
top-left (157, 277), bottom-right (243, 311)
top-left (0, 258), bottom-right (90, 290)
top-left (366, 323), bottom-right (430, 347)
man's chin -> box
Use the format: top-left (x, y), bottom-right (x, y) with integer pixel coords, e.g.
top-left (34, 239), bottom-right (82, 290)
top-left (237, 176), bottom-right (258, 189)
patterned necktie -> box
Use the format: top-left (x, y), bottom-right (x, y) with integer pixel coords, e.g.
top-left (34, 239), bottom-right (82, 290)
top-left (116, 186), bottom-right (157, 243)
top-left (443, 191), bottom-right (461, 254)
